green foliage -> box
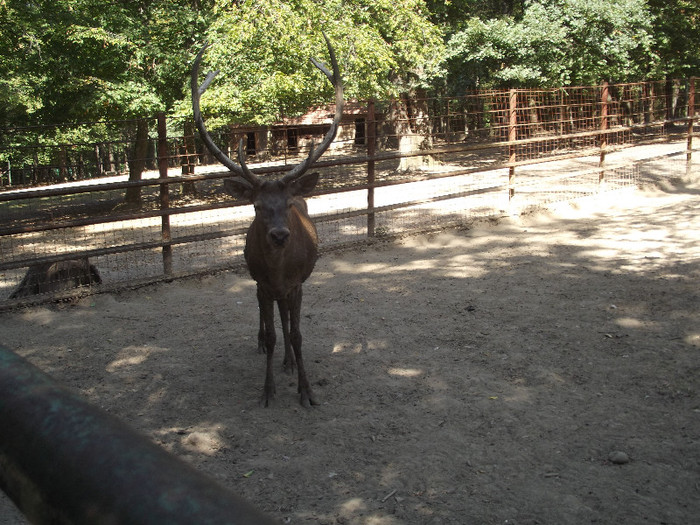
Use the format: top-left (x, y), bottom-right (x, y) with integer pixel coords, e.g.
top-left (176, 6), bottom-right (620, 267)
top-left (194, 0), bottom-right (443, 126)
top-left (1, 0), bottom-right (699, 137)
top-left (0, 0), bottom-right (211, 182)
top-left (648, 0), bottom-right (700, 78)
top-left (0, 0), bottom-right (210, 128)
top-left (444, 0), bottom-right (659, 90)
top-left (425, 0), bottom-right (526, 30)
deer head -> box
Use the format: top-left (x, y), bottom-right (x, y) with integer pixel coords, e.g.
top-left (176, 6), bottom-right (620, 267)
top-left (191, 34), bottom-right (344, 244)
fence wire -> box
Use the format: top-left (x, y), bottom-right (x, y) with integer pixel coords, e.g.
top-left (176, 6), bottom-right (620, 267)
top-left (0, 79), bottom-right (697, 306)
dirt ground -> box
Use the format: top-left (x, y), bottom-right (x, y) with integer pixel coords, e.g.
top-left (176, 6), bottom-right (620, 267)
top-left (0, 177), bottom-right (698, 524)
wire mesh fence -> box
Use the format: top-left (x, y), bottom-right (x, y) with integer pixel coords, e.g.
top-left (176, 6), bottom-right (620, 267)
top-left (0, 79), bottom-right (697, 306)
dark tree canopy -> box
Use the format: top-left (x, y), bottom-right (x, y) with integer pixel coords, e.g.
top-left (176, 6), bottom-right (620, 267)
top-left (0, 0), bottom-right (698, 129)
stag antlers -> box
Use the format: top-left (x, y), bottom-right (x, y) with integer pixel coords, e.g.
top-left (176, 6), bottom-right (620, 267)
top-left (191, 33), bottom-right (344, 189)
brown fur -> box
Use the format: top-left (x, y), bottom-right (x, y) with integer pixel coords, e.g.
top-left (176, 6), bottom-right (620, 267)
top-left (193, 33), bottom-right (343, 407)
top-left (227, 175), bottom-right (320, 407)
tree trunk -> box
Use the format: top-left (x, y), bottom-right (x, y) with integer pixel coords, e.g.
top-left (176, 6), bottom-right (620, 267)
top-left (58, 146), bottom-right (69, 181)
top-left (106, 142), bottom-right (116, 173)
top-left (256, 129), bottom-right (270, 162)
top-left (125, 118), bottom-right (150, 204)
top-left (395, 92), bottom-right (433, 172)
top-left (181, 120), bottom-right (197, 196)
top-left (664, 78), bottom-right (674, 127)
top-left (77, 153), bottom-right (84, 180)
top-left (32, 150), bottom-right (39, 185)
top-left (94, 144), bottom-right (103, 177)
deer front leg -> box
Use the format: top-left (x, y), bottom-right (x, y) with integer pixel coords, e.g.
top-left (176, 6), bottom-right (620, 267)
top-left (257, 288), bottom-right (276, 407)
top-left (289, 286), bottom-right (317, 408)
top-left (277, 298), bottom-right (296, 375)
top-left (256, 302), bottom-right (266, 354)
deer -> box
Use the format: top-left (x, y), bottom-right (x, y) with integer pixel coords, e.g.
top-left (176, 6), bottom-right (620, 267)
top-left (191, 34), bottom-right (343, 408)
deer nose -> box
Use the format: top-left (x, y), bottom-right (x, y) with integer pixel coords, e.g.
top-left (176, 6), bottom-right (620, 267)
top-left (269, 228), bottom-right (290, 247)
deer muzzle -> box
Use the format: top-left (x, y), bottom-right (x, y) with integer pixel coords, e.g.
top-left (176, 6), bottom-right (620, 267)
top-left (268, 227), bottom-right (291, 248)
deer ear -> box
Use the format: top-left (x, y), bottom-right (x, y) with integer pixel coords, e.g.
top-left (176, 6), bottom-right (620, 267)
top-left (289, 172), bottom-right (319, 197)
top-left (224, 177), bottom-right (256, 201)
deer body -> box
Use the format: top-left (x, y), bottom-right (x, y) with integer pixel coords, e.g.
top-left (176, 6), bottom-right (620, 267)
top-left (245, 199), bottom-right (318, 299)
top-left (236, 179), bottom-right (319, 297)
top-left (192, 34), bottom-right (343, 407)
top-left (226, 177), bottom-right (320, 406)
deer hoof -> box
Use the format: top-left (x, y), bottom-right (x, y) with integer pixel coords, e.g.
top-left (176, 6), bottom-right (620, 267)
top-left (260, 393), bottom-right (275, 408)
top-left (282, 359), bottom-right (296, 375)
top-left (260, 383), bottom-right (276, 407)
top-left (299, 389), bottom-right (318, 408)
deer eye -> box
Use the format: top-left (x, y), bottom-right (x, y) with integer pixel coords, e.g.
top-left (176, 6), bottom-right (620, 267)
top-left (254, 203), bottom-right (276, 218)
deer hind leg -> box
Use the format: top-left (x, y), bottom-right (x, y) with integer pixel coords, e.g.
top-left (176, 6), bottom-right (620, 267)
top-left (257, 287), bottom-right (276, 407)
top-left (289, 285), bottom-right (317, 407)
top-left (277, 299), bottom-right (296, 375)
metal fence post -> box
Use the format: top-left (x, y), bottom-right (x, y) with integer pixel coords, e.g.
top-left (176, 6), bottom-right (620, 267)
top-left (599, 82), bottom-right (609, 188)
top-left (687, 77), bottom-right (696, 179)
top-left (508, 89), bottom-right (518, 200)
top-left (367, 99), bottom-right (376, 237)
top-left (157, 112), bottom-right (173, 275)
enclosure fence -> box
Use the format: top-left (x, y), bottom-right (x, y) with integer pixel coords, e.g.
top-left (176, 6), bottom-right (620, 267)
top-left (0, 79), bottom-right (697, 306)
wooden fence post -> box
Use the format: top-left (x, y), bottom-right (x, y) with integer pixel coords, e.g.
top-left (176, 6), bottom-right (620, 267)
top-left (367, 99), bottom-right (376, 237)
top-left (599, 82), bottom-right (609, 188)
top-left (157, 112), bottom-right (172, 275)
top-left (687, 77), bottom-right (695, 179)
top-left (508, 89), bottom-right (517, 200)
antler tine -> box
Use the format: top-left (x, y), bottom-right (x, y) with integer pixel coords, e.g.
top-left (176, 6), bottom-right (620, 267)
top-left (191, 44), bottom-right (260, 188)
top-left (282, 32), bottom-right (344, 183)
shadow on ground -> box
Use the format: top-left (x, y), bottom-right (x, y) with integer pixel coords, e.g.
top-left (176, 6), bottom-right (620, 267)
top-left (0, 178), bottom-right (698, 524)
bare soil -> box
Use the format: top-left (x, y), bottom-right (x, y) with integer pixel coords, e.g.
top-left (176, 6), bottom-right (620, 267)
top-left (0, 178), bottom-right (698, 524)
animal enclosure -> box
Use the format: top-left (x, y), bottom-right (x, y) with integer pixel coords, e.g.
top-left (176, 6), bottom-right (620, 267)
top-left (0, 176), bottom-right (698, 524)
top-left (0, 79), bottom-right (698, 305)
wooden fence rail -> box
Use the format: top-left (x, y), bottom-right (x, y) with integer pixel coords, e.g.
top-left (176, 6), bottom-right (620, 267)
top-left (0, 80), bottom-right (697, 306)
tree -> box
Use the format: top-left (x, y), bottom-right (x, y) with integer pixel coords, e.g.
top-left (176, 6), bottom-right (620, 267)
top-left (425, 0), bottom-right (525, 29)
top-left (1, 0), bottom-right (212, 125)
top-left (181, 0), bottom-right (445, 174)
top-left (195, 0), bottom-right (443, 126)
top-left (443, 0), bottom-right (659, 90)
top-left (0, 0), bottom-right (211, 198)
top-left (193, 0), bottom-right (443, 173)
top-left (647, 0), bottom-right (700, 79)
top-left (4, 0), bottom-right (699, 189)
